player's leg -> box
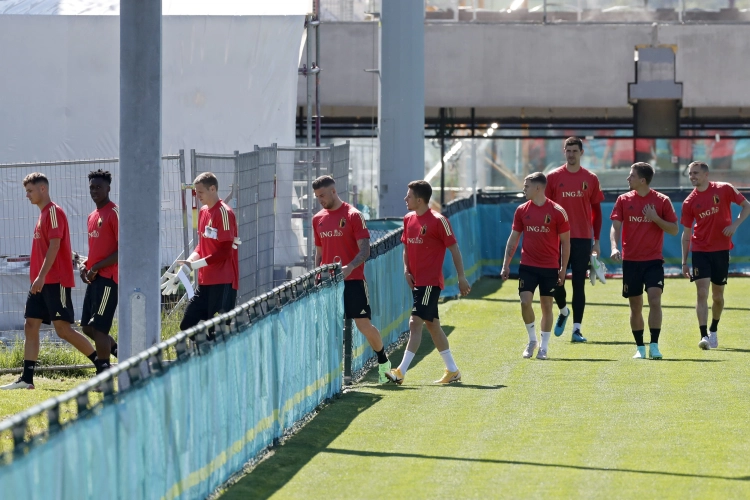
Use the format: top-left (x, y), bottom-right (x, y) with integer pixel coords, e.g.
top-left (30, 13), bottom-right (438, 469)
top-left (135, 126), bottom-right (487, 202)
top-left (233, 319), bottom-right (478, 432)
top-left (386, 286), bottom-right (429, 384)
top-left (2, 290), bottom-right (48, 389)
top-left (44, 284), bottom-right (97, 361)
top-left (205, 284), bottom-right (237, 341)
top-left (569, 239), bottom-right (591, 343)
top-left (345, 280), bottom-right (390, 381)
top-left (624, 261), bottom-right (646, 359)
top-left (180, 285), bottom-right (211, 335)
top-left (87, 279), bottom-right (118, 372)
top-left (708, 250), bottom-right (729, 348)
top-left (537, 295), bottom-right (554, 360)
top-left (644, 261), bottom-right (665, 359)
top-left (694, 278), bottom-right (711, 349)
top-left (519, 265), bottom-right (539, 358)
top-left (424, 317), bottom-right (461, 384)
top-left (553, 246), bottom-right (570, 336)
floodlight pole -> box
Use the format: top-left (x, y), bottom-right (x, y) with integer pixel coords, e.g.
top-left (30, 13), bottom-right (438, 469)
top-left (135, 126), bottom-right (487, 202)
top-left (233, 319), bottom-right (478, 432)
top-left (119, 0), bottom-right (162, 380)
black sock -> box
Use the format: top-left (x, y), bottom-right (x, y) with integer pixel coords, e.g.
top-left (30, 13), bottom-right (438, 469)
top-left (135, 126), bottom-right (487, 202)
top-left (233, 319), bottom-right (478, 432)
top-left (94, 358), bottom-right (111, 375)
top-left (22, 360), bottom-right (37, 384)
top-left (699, 325), bottom-right (708, 339)
top-left (87, 351), bottom-right (98, 363)
top-left (632, 330), bottom-right (644, 347)
top-left (111, 342), bottom-right (118, 358)
top-left (649, 328), bottom-right (661, 344)
top-left (710, 319), bottom-right (719, 332)
top-left (376, 348), bottom-right (388, 364)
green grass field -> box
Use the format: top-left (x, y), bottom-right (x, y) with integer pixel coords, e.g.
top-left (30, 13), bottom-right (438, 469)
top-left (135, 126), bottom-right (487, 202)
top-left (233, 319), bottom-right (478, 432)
top-left (223, 277), bottom-right (750, 499)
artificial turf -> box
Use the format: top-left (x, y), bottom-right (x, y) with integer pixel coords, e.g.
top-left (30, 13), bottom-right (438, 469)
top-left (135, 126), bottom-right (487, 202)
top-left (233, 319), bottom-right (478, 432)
top-left (223, 277), bottom-right (750, 499)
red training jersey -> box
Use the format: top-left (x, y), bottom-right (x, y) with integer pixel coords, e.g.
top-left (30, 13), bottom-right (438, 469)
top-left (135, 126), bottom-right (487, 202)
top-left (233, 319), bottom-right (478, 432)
top-left (86, 201), bottom-right (119, 284)
top-left (545, 165), bottom-right (604, 240)
top-left (195, 200), bottom-right (239, 289)
top-left (313, 202), bottom-right (370, 281)
top-left (512, 199), bottom-right (571, 269)
top-left (31, 202), bottom-right (75, 287)
top-left (681, 182), bottom-right (746, 252)
top-left (611, 189), bottom-right (677, 261)
top-left (402, 210), bottom-right (457, 289)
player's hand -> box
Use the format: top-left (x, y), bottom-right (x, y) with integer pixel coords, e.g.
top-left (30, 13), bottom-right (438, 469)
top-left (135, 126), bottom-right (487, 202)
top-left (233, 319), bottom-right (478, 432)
top-left (501, 266), bottom-right (510, 281)
top-left (341, 265), bottom-right (353, 279)
top-left (85, 269), bottom-right (97, 283)
top-left (160, 269), bottom-right (182, 295)
top-left (557, 268), bottom-right (566, 286)
top-left (458, 276), bottom-right (471, 296)
top-left (611, 248), bottom-right (622, 262)
top-left (30, 276), bottom-right (44, 294)
top-left (404, 271), bottom-right (415, 289)
top-left (176, 259), bottom-right (192, 270)
top-left (681, 264), bottom-right (692, 280)
top-left (643, 204), bottom-right (658, 222)
top-left (592, 240), bottom-right (601, 257)
top-left (723, 222), bottom-right (739, 237)
top-left (79, 264), bottom-right (90, 284)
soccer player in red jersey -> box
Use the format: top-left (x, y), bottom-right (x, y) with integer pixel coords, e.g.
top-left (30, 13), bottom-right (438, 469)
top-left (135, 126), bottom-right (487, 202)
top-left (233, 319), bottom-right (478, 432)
top-left (312, 175), bottom-right (392, 383)
top-left (385, 180), bottom-right (471, 385)
top-left (79, 170), bottom-right (119, 374)
top-left (610, 163), bottom-right (679, 360)
top-left (1, 173), bottom-right (98, 390)
top-left (502, 172), bottom-right (571, 360)
top-left (545, 137), bottom-right (604, 343)
top-left (176, 172), bottom-right (239, 340)
top-left (680, 161), bottom-right (750, 350)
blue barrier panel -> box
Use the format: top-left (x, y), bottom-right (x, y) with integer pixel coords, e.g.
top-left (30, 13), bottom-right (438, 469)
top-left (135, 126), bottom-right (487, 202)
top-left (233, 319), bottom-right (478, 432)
top-left (442, 206), bottom-right (483, 297)
top-left (0, 276), bottom-right (343, 500)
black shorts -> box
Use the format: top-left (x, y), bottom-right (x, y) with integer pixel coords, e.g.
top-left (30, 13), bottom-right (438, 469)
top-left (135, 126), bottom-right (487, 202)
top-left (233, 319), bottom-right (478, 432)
top-left (561, 238), bottom-right (592, 277)
top-left (691, 250), bottom-right (730, 286)
top-left (622, 260), bottom-right (664, 298)
top-left (518, 265), bottom-right (558, 297)
top-left (180, 283), bottom-right (237, 331)
top-left (24, 283), bottom-right (74, 325)
top-left (81, 276), bottom-right (118, 335)
top-left (412, 285), bottom-right (440, 322)
top-left (344, 280), bottom-right (371, 320)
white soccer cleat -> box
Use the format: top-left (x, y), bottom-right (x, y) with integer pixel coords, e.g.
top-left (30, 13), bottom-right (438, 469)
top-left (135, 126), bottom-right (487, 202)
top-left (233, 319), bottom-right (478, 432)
top-left (698, 336), bottom-right (711, 350)
top-left (523, 341), bottom-right (537, 359)
top-left (708, 331), bottom-right (718, 349)
top-left (1, 378), bottom-right (35, 390)
top-left (590, 254), bottom-right (607, 284)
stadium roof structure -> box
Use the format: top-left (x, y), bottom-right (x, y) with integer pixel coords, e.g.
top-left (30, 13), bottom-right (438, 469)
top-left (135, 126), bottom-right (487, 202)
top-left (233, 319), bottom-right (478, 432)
top-left (0, 0), bottom-right (312, 15)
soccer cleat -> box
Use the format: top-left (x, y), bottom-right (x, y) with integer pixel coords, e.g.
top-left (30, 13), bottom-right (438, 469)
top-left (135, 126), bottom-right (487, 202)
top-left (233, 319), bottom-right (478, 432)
top-left (523, 341), bottom-right (537, 359)
top-left (632, 346), bottom-right (647, 359)
top-left (384, 367), bottom-right (404, 385)
top-left (590, 254), bottom-right (607, 284)
top-left (708, 331), bottom-right (718, 349)
top-left (571, 329), bottom-right (588, 343)
top-left (377, 360), bottom-right (392, 384)
top-left (698, 336), bottom-right (711, 350)
top-left (536, 348), bottom-right (548, 360)
top-left (554, 312), bottom-right (569, 337)
top-left (434, 369), bottom-right (461, 384)
top-left (648, 343), bottom-right (663, 360)
top-left (589, 270), bottom-right (596, 286)
top-left (0, 378), bottom-right (35, 390)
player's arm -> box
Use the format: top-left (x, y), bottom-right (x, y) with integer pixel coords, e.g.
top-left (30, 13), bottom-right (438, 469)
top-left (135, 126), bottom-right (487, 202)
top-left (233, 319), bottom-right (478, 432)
top-left (315, 246), bottom-right (323, 267)
top-left (342, 238), bottom-right (370, 279)
top-left (403, 246), bottom-right (414, 289)
top-left (501, 230), bottom-right (521, 280)
top-left (610, 220), bottom-right (622, 262)
top-left (723, 199), bottom-right (750, 237)
top-left (643, 205), bottom-right (679, 236)
top-left (591, 202), bottom-right (602, 256)
top-left (86, 250), bottom-right (118, 283)
top-left (681, 226), bottom-right (692, 279)
top-left (31, 238), bottom-right (61, 294)
top-left (558, 231), bottom-right (571, 285)
top-left (447, 243), bottom-right (471, 296)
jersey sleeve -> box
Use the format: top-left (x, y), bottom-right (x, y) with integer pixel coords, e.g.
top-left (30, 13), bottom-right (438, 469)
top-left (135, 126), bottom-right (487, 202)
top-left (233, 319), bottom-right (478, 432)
top-left (350, 210), bottom-right (370, 240)
top-left (46, 205), bottom-right (65, 240)
top-left (109, 206), bottom-right (120, 241)
top-left (555, 206), bottom-right (571, 234)
top-left (610, 197), bottom-right (624, 221)
top-left (215, 205), bottom-right (235, 242)
top-left (401, 216), bottom-right (409, 245)
top-left (313, 214), bottom-right (323, 247)
top-left (680, 197), bottom-right (695, 227)
top-left (661, 197), bottom-right (678, 223)
top-left (544, 175), bottom-right (555, 199)
top-left (727, 184), bottom-right (747, 205)
top-left (512, 207), bottom-right (524, 232)
top-left (438, 216), bottom-right (458, 247)
top-left (589, 175), bottom-right (605, 204)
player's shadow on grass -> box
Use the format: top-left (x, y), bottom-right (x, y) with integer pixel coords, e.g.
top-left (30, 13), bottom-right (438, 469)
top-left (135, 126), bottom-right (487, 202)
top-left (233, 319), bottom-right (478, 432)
top-left (460, 278), bottom-right (505, 301)
top-left (223, 391), bottom-right (382, 499)
top-left (319, 448), bottom-right (750, 482)
top-left (588, 341), bottom-right (633, 346)
top-left (721, 347), bottom-right (750, 354)
top-left (547, 358), bottom-right (617, 362)
top-left (657, 359), bottom-right (724, 363)
top-left (474, 296), bottom-right (750, 312)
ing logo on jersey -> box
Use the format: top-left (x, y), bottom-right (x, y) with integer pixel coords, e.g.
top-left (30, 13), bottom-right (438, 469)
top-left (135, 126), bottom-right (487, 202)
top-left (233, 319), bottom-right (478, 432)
top-left (582, 181), bottom-right (588, 191)
top-left (713, 195), bottom-right (720, 205)
top-left (420, 225), bottom-right (427, 235)
top-left (97, 217), bottom-right (103, 228)
top-left (339, 218), bottom-right (347, 228)
top-left (544, 214), bottom-right (552, 224)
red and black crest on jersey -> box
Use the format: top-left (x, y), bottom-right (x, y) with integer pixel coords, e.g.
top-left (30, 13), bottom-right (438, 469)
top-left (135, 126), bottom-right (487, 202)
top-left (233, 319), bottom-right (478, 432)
top-left (582, 181), bottom-right (588, 191)
top-left (97, 217), bottom-right (103, 228)
top-left (420, 225), bottom-right (427, 235)
top-left (713, 194), bottom-right (720, 204)
top-left (339, 218), bottom-right (346, 228)
top-left (544, 214), bottom-right (552, 224)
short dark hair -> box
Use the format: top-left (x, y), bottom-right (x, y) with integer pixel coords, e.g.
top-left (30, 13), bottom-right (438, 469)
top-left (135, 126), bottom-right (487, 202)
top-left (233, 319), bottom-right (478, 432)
top-left (408, 180), bottom-right (432, 203)
top-left (631, 162), bottom-right (654, 184)
top-left (194, 172), bottom-right (219, 190)
top-left (23, 172), bottom-right (49, 186)
top-left (564, 137), bottom-right (584, 151)
top-left (689, 161), bottom-right (709, 172)
top-left (525, 172), bottom-right (547, 186)
top-left (312, 175), bottom-right (335, 190)
top-left (88, 169), bottom-right (112, 184)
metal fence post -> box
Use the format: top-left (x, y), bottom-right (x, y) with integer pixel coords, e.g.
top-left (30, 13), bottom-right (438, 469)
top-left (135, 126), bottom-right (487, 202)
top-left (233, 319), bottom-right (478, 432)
top-left (190, 148), bottom-right (198, 263)
top-left (233, 150), bottom-right (240, 209)
top-left (344, 317), bottom-right (353, 385)
top-left (178, 149), bottom-right (191, 262)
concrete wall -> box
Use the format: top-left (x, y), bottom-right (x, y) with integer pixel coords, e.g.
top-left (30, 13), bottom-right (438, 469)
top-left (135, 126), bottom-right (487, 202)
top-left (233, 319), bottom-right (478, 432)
top-left (299, 22), bottom-right (750, 110)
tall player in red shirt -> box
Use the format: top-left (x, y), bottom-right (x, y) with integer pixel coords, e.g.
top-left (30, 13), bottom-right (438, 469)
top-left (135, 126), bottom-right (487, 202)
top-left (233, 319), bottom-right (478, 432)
top-left (79, 170), bottom-right (120, 374)
top-left (545, 137), bottom-right (604, 343)
top-left (502, 172), bottom-right (571, 360)
top-left (680, 161), bottom-right (750, 350)
top-left (176, 172), bottom-right (239, 340)
top-left (2, 173), bottom-right (97, 390)
top-left (312, 175), bottom-right (392, 383)
top-left (385, 180), bottom-right (471, 386)
top-left (610, 163), bottom-right (678, 360)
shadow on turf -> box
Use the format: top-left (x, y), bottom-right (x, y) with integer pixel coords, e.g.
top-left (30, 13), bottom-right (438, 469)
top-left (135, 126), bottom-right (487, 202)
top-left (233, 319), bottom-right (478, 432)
top-left (546, 358), bottom-right (616, 362)
top-left (475, 296), bottom-right (750, 312)
top-left (721, 347), bottom-right (750, 354)
top-left (588, 341), bottom-right (634, 346)
top-left (320, 448), bottom-right (750, 482)
top-left (657, 359), bottom-right (724, 363)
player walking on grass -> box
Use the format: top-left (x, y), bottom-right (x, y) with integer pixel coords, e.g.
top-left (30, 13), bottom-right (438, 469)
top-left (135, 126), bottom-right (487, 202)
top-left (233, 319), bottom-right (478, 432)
top-left (680, 161), bottom-right (750, 350)
top-left (176, 172), bottom-right (239, 340)
top-left (79, 170), bottom-right (119, 375)
top-left (385, 180), bottom-right (471, 385)
top-left (545, 137), bottom-right (605, 343)
top-left (610, 163), bottom-right (678, 360)
top-left (1, 173), bottom-right (98, 390)
top-left (501, 172), bottom-right (570, 361)
top-left (312, 176), bottom-right (392, 383)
